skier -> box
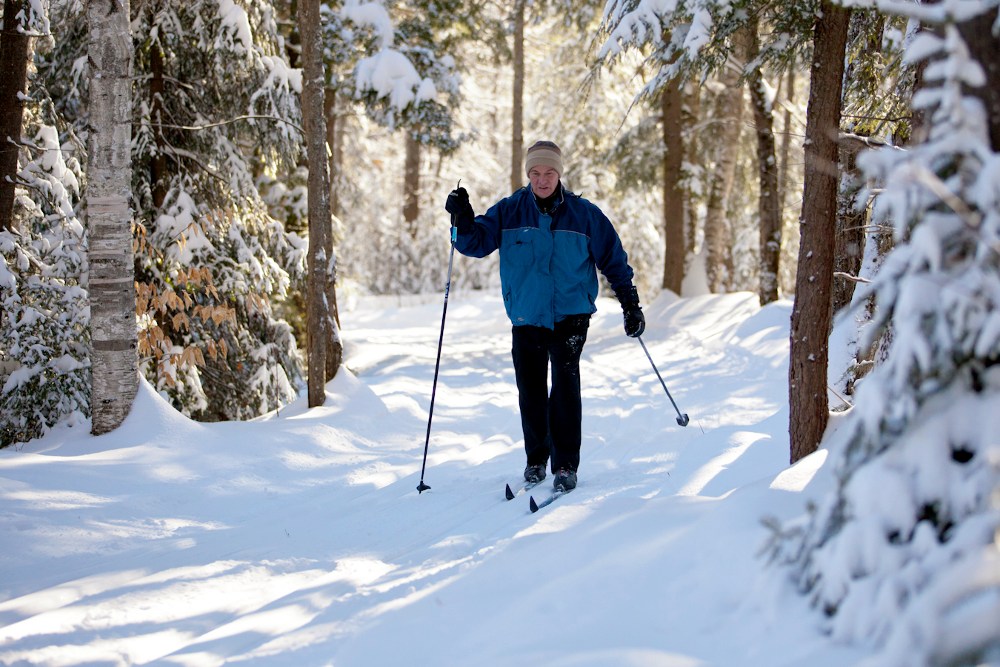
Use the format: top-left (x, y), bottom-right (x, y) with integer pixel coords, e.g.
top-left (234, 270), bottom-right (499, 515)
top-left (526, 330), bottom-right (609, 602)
top-left (444, 140), bottom-right (645, 492)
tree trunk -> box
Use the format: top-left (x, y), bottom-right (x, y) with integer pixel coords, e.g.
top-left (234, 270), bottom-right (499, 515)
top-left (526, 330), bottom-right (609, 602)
top-left (661, 77), bottom-right (685, 294)
top-left (299, 0), bottom-right (332, 407)
top-left (745, 21), bottom-right (781, 305)
top-left (958, 7), bottom-right (1000, 151)
top-left (832, 136), bottom-right (867, 315)
top-left (510, 0), bottom-right (525, 192)
top-left (684, 85), bottom-right (701, 262)
top-left (789, 0), bottom-right (851, 463)
top-left (323, 85), bottom-right (343, 350)
top-left (703, 44), bottom-right (744, 293)
top-left (87, 0), bottom-right (137, 435)
top-left (403, 133), bottom-right (420, 235)
top-left (0, 0), bottom-right (29, 232)
top-left (324, 87), bottom-right (343, 220)
top-left (323, 235), bottom-right (342, 382)
top-left (149, 39), bottom-right (168, 209)
top-left (778, 64), bottom-right (797, 296)
top-left (778, 65), bottom-right (795, 223)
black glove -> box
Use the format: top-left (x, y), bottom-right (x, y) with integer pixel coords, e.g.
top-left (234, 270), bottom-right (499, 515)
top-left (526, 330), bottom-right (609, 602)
top-left (616, 285), bottom-right (645, 338)
top-left (445, 187), bottom-right (475, 233)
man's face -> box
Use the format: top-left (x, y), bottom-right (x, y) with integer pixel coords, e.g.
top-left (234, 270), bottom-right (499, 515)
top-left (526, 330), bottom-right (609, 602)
top-left (528, 166), bottom-right (559, 199)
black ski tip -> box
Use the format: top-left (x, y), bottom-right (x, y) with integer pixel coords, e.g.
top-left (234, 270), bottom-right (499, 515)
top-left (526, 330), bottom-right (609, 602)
top-left (505, 484), bottom-right (515, 501)
top-left (677, 413), bottom-right (690, 427)
top-left (417, 481), bottom-right (431, 494)
top-left (529, 496), bottom-right (540, 513)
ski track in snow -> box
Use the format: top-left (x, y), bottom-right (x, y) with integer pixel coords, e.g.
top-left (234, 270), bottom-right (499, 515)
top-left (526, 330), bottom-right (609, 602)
top-left (0, 291), bottom-right (867, 666)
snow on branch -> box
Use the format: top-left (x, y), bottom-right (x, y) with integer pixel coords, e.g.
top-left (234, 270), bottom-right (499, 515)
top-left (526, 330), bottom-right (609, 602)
top-left (340, 0), bottom-right (439, 114)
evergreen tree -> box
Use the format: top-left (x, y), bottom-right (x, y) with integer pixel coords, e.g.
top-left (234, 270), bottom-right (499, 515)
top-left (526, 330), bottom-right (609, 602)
top-left (34, 0), bottom-right (307, 422)
top-left (770, 3), bottom-right (1000, 663)
top-left (0, 3), bottom-right (92, 447)
top-left (789, 0), bottom-right (851, 463)
top-left (0, 0), bottom-right (30, 232)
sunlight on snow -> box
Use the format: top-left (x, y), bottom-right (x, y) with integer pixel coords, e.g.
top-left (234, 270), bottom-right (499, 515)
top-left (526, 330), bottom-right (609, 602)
top-left (513, 504), bottom-right (593, 537)
top-left (0, 629), bottom-right (193, 666)
top-left (191, 557), bottom-right (396, 646)
top-left (770, 449), bottom-right (828, 493)
top-left (676, 431), bottom-right (770, 497)
top-left (0, 558), bottom-right (400, 665)
top-left (631, 452), bottom-right (679, 475)
top-left (3, 486), bottom-right (114, 511)
top-left (0, 568), bottom-right (149, 618)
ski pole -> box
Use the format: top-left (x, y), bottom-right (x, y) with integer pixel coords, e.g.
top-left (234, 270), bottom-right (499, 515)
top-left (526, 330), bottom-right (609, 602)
top-left (417, 187), bottom-right (460, 493)
top-left (637, 335), bottom-right (690, 427)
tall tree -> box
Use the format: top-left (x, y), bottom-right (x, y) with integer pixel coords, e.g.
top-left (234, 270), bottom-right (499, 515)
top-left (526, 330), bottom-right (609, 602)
top-left (0, 2), bottom-right (87, 448)
top-left (86, 0), bottom-right (137, 435)
top-left (0, 0), bottom-right (29, 232)
top-left (776, 64), bottom-right (799, 296)
top-left (403, 132), bottom-right (421, 232)
top-left (324, 89), bottom-right (345, 219)
top-left (127, 0), bottom-right (304, 421)
top-left (831, 10), bottom-right (911, 316)
top-left (745, 20), bottom-right (781, 305)
top-left (703, 50), bottom-right (744, 292)
top-left (958, 6), bottom-right (1000, 150)
top-left (660, 75), bottom-right (686, 294)
top-left (788, 0), bottom-right (851, 463)
top-left (597, 0), bottom-right (816, 298)
top-left (511, 0), bottom-right (525, 193)
top-left (773, 4), bottom-right (1000, 662)
top-left (299, 0), bottom-right (333, 407)
top-left (16, 0), bottom-right (312, 421)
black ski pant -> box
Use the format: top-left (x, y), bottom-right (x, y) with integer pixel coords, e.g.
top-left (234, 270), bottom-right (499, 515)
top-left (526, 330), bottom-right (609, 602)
top-left (511, 314), bottom-right (590, 474)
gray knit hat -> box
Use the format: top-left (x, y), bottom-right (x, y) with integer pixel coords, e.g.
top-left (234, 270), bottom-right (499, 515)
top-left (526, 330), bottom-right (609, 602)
top-left (525, 140), bottom-right (563, 177)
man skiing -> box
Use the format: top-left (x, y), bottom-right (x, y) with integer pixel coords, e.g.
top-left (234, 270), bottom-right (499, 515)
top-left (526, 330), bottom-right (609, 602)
top-left (444, 140), bottom-right (645, 492)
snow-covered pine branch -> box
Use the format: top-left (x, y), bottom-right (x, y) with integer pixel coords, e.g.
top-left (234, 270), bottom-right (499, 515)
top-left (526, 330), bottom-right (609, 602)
top-left (771, 3), bottom-right (1000, 664)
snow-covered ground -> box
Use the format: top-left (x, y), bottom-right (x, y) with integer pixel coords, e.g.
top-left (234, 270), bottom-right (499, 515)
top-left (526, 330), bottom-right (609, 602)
top-left (0, 290), bottom-right (870, 666)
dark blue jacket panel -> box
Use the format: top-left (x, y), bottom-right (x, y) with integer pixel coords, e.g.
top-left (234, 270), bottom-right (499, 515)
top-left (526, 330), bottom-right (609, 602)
top-left (455, 186), bottom-right (634, 329)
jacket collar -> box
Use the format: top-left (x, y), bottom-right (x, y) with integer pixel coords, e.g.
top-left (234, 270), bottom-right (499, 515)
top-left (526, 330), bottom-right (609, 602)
top-left (529, 181), bottom-right (564, 214)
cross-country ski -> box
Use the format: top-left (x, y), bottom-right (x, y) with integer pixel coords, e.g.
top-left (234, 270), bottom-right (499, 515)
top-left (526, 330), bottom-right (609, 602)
top-left (529, 488), bottom-right (572, 513)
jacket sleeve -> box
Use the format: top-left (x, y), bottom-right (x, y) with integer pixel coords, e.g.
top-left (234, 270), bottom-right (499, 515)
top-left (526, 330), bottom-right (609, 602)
top-left (454, 197), bottom-right (504, 258)
top-left (588, 205), bottom-right (635, 293)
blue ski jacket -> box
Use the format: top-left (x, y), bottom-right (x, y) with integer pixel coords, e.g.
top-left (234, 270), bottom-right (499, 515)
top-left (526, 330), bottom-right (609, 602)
top-left (455, 185), bottom-right (635, 329)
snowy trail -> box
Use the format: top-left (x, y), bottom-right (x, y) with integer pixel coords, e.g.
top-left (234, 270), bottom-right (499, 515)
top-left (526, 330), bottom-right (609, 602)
top-left (0, 291), bottom-right (868, 666)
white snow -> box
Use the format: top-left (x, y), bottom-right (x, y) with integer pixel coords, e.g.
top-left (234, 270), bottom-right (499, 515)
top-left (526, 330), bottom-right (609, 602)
top-left (354, 48), bottom-right (435, 111)
top-left (341, 0), bottom-right (395, 50)
top-left (0, 291), bottom-right (875, 665)
top-left (216, 0), bottom-right (255, 56)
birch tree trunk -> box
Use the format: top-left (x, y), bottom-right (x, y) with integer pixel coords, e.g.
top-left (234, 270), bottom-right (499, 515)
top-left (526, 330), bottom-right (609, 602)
top-left (510, 0), bottom-right (525, 192)
top-left (87, 0), bottom-right (137, 435)
top-left (0, 0), bottom-right (29, 232)
top-left (299, 0), bottom-right (333, 407)
top-left (789, 0), bottom-right (851, 463)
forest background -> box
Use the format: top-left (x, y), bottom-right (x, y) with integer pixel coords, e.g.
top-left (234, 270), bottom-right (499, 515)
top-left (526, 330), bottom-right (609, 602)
top-left (2, 0), bottom-right (999, 663)
top-left (1, 0), bottom-right (855, 440)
